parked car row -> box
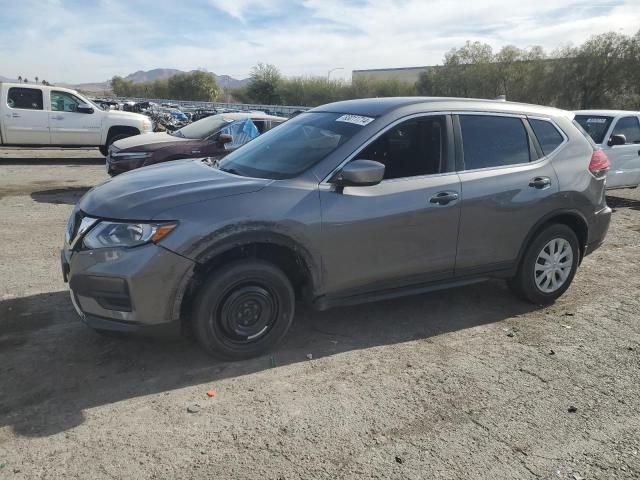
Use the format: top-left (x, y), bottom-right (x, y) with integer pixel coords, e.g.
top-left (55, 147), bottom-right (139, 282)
top-left (106, 111), bottom-right (286, 175)
top-left (62, 97), bottom-right (614, 360)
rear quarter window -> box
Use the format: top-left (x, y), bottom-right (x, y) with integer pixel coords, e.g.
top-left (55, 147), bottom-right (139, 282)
top-left (529, 119), bottom-right (565, 155)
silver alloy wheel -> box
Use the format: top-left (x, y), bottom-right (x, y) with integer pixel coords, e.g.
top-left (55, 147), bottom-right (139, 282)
top-left (534, 238), bottom-right (574, 293)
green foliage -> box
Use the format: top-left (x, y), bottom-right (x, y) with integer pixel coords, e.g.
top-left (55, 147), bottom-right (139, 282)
top-left (112, 30), bottom-right (639, 110)
top-left (241, 65), bottom-right (417, 107)
top-left (246, 63), bottom-right (283, 104)
top-left (110, 71), bottom-right (219, 101)
top-left (416, 30), bottom-right (640, 109)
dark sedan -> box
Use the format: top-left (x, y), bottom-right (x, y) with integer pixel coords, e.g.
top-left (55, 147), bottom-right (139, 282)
top-left (106, 112), bottom-right (286, 175)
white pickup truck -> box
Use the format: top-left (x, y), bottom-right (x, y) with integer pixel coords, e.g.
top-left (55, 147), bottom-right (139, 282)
top-left (0, 82), bottom-right (152, 155)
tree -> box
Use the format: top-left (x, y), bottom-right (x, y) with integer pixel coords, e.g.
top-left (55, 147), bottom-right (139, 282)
top-left (35, 76), bottom-right (39, 84)
top-left (247, 63), bottom-right (283, 104)
top-left (167, 71), bottom-right (219, 101)
top-left (17, 75), bottom-right (22, 83)
top-left (23, 78), bottom-right (28, 83)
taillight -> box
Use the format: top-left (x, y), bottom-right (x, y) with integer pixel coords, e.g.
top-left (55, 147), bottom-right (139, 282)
top-left (589, 149), bottom-right (610, 177)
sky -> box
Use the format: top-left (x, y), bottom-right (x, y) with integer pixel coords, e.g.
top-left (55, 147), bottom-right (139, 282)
top-left (0, 0), bottom-right (638, 84)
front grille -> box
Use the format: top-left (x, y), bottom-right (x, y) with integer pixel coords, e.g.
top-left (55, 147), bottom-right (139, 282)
top-left (66, 209), bottom-right (98, 249)
top-left (108, 145), bottom-right (120, 162)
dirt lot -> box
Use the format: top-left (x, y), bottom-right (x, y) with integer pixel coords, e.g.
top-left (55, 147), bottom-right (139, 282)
top-left (0, 148), bottom-right (639, 479)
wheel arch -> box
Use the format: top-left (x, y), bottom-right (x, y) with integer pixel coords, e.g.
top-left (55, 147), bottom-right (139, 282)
top-left (517, 209), bottom-right (589, 269)
top-left (174, 230), bottom-right (321, 328)
top-left (105, 125), bottom-right (140, 145)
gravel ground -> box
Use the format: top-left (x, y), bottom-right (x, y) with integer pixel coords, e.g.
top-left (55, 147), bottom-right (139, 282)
top-left (0, 148), bottom-right (639, 480)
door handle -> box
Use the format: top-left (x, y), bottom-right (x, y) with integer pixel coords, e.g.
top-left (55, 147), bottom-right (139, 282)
top-left (529, 177), bottom-right (551, 189)
top-left (11, 113), bottom-right (20, 118)
top-left (52, 115), bottom-right (64, 120)
top-left (429, 191), bottom-right (459, 205)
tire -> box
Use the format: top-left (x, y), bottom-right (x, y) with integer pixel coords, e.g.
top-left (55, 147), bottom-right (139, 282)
top-left (192, 260), bottom-right (295, 360)
top-left (508, 224), bottom-right (580, 305)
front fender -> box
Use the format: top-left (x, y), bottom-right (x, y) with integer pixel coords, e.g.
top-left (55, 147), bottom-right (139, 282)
top-left (189, 222), bottom-right (322, 292)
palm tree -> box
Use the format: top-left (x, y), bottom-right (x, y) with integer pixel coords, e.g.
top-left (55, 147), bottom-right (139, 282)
top-left (35, 76), bottom-right (39, 84)
top-left (17, 75), bottom-right (22, 83)
top-left (41, 79), bottom-right (46, 85)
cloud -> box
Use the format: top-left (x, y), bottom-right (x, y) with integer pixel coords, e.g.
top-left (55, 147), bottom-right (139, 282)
top-left (0, 0), bottom-right (638, 83)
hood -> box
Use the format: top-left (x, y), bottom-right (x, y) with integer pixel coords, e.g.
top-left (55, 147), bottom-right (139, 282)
top-left (79, 159), bottom-right (270, 219)
top-left (105, 110), bottom-right (149, 123)
top-left (113, 131), bottom-right (190, 150)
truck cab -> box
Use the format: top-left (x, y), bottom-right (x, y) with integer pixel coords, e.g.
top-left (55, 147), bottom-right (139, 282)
top-left (0, 82), bottom-right (153, 154)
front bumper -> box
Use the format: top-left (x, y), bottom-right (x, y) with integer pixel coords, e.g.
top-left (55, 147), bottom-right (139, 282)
top-left (585, 206), bottom-right (612, 256)
top-left (61, 242), bottom-right (195, 331)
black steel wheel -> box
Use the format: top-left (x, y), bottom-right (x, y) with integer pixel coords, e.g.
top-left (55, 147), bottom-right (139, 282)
top-left (193, 260), bottom-right (295, 360)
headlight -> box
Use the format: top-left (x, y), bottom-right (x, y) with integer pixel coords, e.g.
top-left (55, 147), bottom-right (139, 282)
top-left (110, 151), bottom-right (152, 161)
top-left (82, 221), bottom-right (177, 249)
top-left (142, 121), bottom-right (153, 132)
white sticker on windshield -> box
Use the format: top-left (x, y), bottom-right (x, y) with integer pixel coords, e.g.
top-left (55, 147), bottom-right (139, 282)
top-left (336, 114), bottom-right (375, 126)
top-left (586, 118), bottom-right (607, 124)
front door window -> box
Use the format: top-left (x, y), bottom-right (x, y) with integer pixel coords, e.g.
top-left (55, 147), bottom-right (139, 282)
top-left (51, 91), bottom-right (82, 112)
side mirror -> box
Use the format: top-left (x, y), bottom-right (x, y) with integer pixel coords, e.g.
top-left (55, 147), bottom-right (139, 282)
top-left (608, 134), bottom-right (626, 146)
top-left (77, 103), bottom-right (94, 114)
top-left (333, 159), bottom-right (385, 187)
top-left (217, 133), bottom-right (233, 146)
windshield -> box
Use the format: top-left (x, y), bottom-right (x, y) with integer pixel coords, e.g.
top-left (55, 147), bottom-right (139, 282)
top-left (172, 114), bottom-right (233, 139)
top-left (218, 112), bottom-right (370, 179)
top-left (574, 115), bottom-right (614, 144)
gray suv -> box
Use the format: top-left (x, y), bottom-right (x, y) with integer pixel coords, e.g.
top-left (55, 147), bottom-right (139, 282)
top-left (61, 98), bottom-right (612, 359)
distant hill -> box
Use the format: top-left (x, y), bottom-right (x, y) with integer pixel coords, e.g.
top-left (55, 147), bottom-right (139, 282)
top-left (0, 69), bottom-right (249, 93)
top-left (124, 68), bottom-right (182, 83)
top-left (124, 68), bottom-right (249, 90)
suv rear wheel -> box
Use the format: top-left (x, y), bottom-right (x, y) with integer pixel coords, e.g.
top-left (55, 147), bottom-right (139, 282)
top-left (509, 224), bottom-right (580, 305)
top-left (192, 260), bottom-right (295, 360)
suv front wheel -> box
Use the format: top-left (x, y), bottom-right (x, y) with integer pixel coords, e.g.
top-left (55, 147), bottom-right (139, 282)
top-left (509, 224), bottom-right (580, 305)
top-left (192, 260), bottom-right (295, 360)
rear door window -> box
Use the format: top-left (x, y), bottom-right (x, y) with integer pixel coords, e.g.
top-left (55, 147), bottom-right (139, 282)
top-left (529, 119), bottom-right (565, 155)
top-left (574, 115), bottom-right (614, 144)
top-left (458, 115), bottom-right (530, 170)
top-left (611, 116), bottom-right (640, 144)
top-left (7, 87), bottom-right (44, 110)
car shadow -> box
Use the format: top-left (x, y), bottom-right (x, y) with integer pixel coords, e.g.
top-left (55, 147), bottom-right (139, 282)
top-left (607, 194), bottom-right (640, 211)
top-left (30, 186), bottom-right (91, 205)
top-left (0, 280), bottom-right (538, 438)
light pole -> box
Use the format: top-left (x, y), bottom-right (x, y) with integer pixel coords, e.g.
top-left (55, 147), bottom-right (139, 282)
top-left (327, 67), bottom-right (344, 80)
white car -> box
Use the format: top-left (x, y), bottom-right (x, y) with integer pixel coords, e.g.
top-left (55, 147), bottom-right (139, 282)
top-left (0, 82), bottom-right (153, 155)
top-left (574, 110), bottom-right (640, 189)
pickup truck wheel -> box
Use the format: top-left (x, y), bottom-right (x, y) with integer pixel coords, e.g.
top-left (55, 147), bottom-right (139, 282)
top-left (508, 224), bottom-right (579, 305)
top-left (192, 260), bottom-right (295, 360)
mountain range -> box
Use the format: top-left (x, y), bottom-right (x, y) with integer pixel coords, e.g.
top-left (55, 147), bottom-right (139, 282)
top-left (0, 69), bottom-right (249, 92)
